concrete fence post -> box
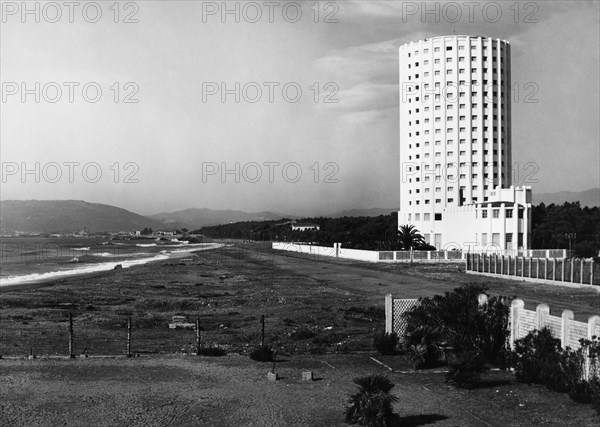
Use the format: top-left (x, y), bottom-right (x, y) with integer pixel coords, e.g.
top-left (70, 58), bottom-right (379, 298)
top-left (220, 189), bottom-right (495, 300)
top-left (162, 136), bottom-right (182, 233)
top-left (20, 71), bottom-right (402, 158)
top-left (561, 259), bottom-right (566, 283)
top-left (580, 260), bottom-right (585, 284)
top-left (510, 299), bottom-right (525, 350)
top-left (521, 257), bottom-right (525, 277)
top-left (591, 259), bottom-right (595, 286)
top-left (508, 256), bottom-right (511, 275)
top-left (544, 258), bottom-right (548, 280)
top-left (571, 258), bottom-right (575, 283)
top-left (552, 259), bottom-right (556, 281)
top-left (501, 256), bottom-right (504, 275)
top-left (561, 310), bottom-right (574, 350)
top-left (477, 293), bottom-right (488, 306)
top-left (536, 258), bottom-right (540, 279)
top-left (385, 294), bottom-right (393, 334)
top-left (528, 256), bottom-right (532, 278)
top-left (514, 256), bottom-right (517, 276)
top-left (536, 304), bottom-right (550, 330)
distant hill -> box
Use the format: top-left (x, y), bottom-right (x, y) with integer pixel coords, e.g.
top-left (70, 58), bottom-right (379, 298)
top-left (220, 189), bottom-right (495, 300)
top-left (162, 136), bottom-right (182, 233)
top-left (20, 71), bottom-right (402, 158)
top-left (331, 208), bottom-right (398, 218)
top-left (533, 188), bottom-right (599, 207)
top-left (0, 200), bottom-right (167, 233)
top-left (149, 208), bottom-right (293, 228)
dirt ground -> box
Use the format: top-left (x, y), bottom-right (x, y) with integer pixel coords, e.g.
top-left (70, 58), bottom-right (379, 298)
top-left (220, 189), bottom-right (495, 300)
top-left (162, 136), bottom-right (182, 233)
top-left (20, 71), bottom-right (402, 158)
top-left (1, 242), bottom-right (599, 426)
top-left (1, 354), bottom-right (599, 427)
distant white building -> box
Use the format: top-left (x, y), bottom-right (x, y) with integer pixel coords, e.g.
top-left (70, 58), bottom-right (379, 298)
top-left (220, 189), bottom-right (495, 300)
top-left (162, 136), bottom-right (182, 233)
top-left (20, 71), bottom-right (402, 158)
top-left (291, 223), bottom-right (320, 231)
top-left (398, 35), bottom-right (532, 251)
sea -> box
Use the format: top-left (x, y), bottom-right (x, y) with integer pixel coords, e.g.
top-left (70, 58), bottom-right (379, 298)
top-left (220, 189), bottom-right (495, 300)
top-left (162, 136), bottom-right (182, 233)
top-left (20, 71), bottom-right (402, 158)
top-left (0, 236), bottom-right (221, 287)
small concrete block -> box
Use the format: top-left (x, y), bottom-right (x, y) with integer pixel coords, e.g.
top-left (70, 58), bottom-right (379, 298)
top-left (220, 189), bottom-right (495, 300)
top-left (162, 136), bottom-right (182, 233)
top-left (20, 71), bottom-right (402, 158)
top-left (302, 371), bottom-right (314, 381)
top-left (267, 372), bottom-right (279, 381)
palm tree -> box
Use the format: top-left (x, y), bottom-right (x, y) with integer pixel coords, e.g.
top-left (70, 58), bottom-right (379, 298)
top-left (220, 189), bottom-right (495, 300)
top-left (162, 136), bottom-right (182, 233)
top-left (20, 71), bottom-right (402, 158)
top-left (397, 224), bottom-right (425, 250)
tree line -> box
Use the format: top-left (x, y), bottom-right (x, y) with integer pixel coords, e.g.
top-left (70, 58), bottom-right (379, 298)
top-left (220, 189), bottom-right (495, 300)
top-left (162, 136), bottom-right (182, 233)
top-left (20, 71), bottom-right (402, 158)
top-left (200, 202), bottom-right (600, 257)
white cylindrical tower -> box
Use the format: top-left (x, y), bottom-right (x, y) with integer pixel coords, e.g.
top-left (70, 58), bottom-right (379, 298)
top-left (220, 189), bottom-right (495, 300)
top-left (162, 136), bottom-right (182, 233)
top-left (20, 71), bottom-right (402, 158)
top-left (398, 35), bottom-right (512, 248)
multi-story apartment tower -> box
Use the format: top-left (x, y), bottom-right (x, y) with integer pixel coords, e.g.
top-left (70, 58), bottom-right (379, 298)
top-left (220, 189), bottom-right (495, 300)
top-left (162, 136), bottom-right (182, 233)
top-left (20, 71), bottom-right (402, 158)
top-left (398, 35), bottom-right (531, 251)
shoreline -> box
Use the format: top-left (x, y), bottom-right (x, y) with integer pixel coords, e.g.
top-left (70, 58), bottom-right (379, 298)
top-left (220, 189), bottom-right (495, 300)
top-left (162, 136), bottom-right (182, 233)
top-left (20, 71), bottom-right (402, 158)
top-left (0, 243), bottom-right (225, 293)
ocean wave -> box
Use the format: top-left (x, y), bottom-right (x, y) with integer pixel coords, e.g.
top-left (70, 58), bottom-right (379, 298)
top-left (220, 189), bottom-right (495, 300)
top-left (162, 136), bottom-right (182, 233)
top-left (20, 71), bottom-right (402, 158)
top-left (136, 243), bottom-right (157, 247)
top-left (0, 253), bottom-right (170, 287)
top-left (73, 247), bottom-right (91, 251)
top-left (0, 243), bottom-right (225, 287)
top-left (89, 252), bottom-right (114, 257)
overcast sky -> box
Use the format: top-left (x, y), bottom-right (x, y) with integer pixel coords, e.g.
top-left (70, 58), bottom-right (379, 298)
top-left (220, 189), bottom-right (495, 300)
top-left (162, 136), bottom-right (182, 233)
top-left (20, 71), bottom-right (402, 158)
top-left (1, 1), bottom-right (598, 216)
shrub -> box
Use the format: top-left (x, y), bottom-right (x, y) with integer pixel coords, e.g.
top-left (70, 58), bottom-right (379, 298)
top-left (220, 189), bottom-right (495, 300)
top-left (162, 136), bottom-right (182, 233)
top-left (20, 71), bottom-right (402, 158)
top-left (249, 345), bottom-right (274, 362)
top-left (573, 241), bottom-right (597, 259)
top-left (345, 375), bottom-right (397, 426)
top-left (402, 284), bottom-right (510, 368)
top-left (403, 325), bottom-right (441, 369)
top-left (512, 328), bottom-right (589, 393)
top-left (290, 329), bottom-right (316, 341)
top-left (446, 351), bottom-right (487, 388)
top-left (373, 332), bottom-right (399, 355)
top-left (512, 327), bottom-right (566, 388)
top-left (197, 346), bottom-right (226, 357)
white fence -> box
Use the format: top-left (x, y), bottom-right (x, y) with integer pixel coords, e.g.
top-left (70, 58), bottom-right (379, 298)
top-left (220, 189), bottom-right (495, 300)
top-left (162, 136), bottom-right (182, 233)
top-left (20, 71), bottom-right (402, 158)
top-left (466, 253), bottom-right (600, 289)
top-left (272, 242), bottom-right (569, 263)
top-left (272, 242), bottom-right (465, 263)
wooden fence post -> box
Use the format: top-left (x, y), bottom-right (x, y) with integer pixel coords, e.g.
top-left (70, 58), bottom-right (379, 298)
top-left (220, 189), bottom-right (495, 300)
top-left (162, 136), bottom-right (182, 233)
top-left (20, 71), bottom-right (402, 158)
top-left (261, 315), bottom-right (265, 347)
top-left (536, 258), bottom-right (540, 279)
top-left (127, 317), bottom-right (132, 357)
top-left (501, 256), bottom-right (504, 275)
top-left (580, 260), bottom-right (585, 284)
top-left (68, 313), bottom-right (74, 359)
top-left (571, 258), bottom-right (575, 283)
top-left (385, 294), bottom-right (393, 334)
top-left (528, 257), bottom-right (532, 278)
top-left (561, 259), bottom-right (566, 282)
top-left (196, 315), bottom-right (201, 355)
top-left (552, 259), bottom-right (556, 281)
top-left (544, 258), bottom-right (548, 280)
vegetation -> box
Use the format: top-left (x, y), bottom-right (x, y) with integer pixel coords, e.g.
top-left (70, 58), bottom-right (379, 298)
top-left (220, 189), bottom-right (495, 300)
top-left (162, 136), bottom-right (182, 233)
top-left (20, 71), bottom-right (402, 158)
top-left (531, 202), bottom-right (600, 257)
top-left (197, 346), bottom-right (227, 357)
top-left (373, 332), bottom-right (399, 356)
top-left (345, 375), bottom-right (398, 426)
top-left (512, 329), bottom-right (600, 413)
top-left (249, 345), bottom-right (274, 362)
top-left (397, 224), bottom-right (427, 250)
top-left (403, 284), bottom-right (511, 369)
top-left (201, 213), bottom-right (436, 250)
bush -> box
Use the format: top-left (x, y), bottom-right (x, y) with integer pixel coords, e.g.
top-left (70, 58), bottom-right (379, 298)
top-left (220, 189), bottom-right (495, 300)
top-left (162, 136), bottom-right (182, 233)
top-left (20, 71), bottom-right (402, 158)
top-left (249, 345), bottom-right (274, 362)
top-left (197, 346), bottom-right (226, 357)
top-left (512, 327), bottom-right (570, 390)
top-left (345, 375), bottom-right (397, 426)
top-left (573, 241), bottom-right (597, 259)
top-left (403, 325), bottom-right (441, 369)
top-left (373, 332), bottom-right (399, 355)
top-left (290, 329), bottom-right (316, 341)
top-left (402, 284), bottom-right (511, 368)
top-left (513, 328), bottom-right (592, 392)
top-left (446, 351), bottom-right (487, 388)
